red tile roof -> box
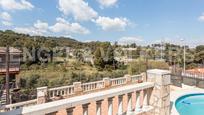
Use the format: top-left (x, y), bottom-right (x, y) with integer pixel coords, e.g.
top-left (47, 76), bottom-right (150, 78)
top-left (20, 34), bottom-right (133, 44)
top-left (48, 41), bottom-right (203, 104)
top-left (186, 68), bottom-right (204, 74)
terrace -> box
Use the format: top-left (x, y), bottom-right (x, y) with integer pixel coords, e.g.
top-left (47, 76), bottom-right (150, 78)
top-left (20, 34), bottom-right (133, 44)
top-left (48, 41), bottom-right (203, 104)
top-left (0, 69), bottom-right (171, 115)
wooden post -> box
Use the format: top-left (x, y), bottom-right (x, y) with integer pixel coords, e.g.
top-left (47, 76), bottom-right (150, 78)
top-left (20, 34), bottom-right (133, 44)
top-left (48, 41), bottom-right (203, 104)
top-left (5, 45), bottom-right (10, 104)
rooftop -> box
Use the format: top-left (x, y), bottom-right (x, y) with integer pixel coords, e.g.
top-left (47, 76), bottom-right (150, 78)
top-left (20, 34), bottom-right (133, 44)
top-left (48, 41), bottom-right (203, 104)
top-left (186, 68), bottom-right (204, 74)
top-left (0, 47), bottom-right (21, 54)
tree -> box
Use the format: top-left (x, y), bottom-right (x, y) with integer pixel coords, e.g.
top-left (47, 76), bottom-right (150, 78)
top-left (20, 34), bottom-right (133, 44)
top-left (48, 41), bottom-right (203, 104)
top-left (195, 45), bottom-right (204, 65)
top-left (94, 47), bottom-right (105, 69)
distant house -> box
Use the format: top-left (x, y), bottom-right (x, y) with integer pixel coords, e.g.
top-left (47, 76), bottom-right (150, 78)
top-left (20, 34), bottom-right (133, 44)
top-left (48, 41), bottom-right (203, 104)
top-left (186, 68), bottom-right (204, 74)
top-left (0, 47), bottom-right (21, 88)
top-left (115, 48), bottom-right (138, 63)
top-left (0, 47), bottom-right (21, 74)
top-left (182, 68), bottom-right (204, 78)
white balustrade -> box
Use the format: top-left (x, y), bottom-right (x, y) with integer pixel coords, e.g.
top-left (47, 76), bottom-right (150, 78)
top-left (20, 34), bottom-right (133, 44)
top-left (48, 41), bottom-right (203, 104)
top-left (135, 91), bottom-right (141, 112)
top-left (66, 107), bottom-right (75, 115)
top-left (48, 85), bottom-right (74, 98)
top-left (118, 95), bottom-right (123, 115)
top-left (131, 75), bottom-right (142, 82)
top-left (2, 82), bottom-right (154, 115)
top-left (96, 100), bottom-right (103, 115)
top-left (108, 97), bottom-right (114, 115)
top-left (81, 81), bottom-right (104, 92)
top-left (143, 90), bottom-right (148, 108)
top-left (1, 74), bottom-right (145, 112)
top-left (111, 77), bottom-right (126, 86)
top-left (127, 93), bottom-right (133, 114)
top-left (3, 99), bottom-right (37, 110)
top-left (82, 103), bottom-right (90, 115)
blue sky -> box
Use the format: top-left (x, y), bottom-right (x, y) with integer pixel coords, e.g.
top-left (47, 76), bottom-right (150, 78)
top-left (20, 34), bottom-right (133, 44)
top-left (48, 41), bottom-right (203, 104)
top-left (0, 0), bottom-right (204, 47)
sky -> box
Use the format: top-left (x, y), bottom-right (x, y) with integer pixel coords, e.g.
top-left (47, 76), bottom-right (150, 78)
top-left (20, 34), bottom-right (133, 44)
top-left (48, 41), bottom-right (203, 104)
top-left (0, 0), bottom-right (204, 47)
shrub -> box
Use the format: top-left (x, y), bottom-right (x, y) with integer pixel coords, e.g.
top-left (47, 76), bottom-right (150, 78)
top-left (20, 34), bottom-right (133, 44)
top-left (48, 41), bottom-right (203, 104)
top-left (37, 78), bottom-right (49, 87)
top-left (128, 59), bottom-right (169, 75)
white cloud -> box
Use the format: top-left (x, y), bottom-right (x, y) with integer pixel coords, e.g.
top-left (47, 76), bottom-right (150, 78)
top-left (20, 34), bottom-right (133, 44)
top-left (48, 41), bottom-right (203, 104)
top-left (2, 21), bottom-right (12, 26)
top-left (98, 0), bottom-right (118, 7)
top-left (49, 17), bottom-right (90, 34)
top-left (118, 36), bottom-right (143, 45)
top-left (14, 20), bottom-right (48, 35)
top-left (95, 16), bottom-right (129, 31)
top-left (14, 27), bottom-right (41, 35)
top-left (58, 0), bottom-right (98, 21)
top-left (0, 12), bottom-right (11, 21)
top-left (198, 13), bottom-right (204, 22)
top-left (14, 18), bottom-right (90, 36)
top-left (34, 20), bottom-right (49, 33)
top-left (0, 12), bottom-right (12, 26)
top-left (0, 0), bottom-right (34, 10)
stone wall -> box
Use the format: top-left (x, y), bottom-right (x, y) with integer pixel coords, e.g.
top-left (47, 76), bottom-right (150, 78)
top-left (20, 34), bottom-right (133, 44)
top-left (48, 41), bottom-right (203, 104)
top-left (147, 69), bottom-right (171, 115)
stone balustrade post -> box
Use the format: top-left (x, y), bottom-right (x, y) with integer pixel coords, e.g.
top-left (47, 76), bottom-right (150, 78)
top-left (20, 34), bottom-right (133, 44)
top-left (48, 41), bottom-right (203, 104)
top-left (82, 103), bottom-right (90, 115)
top-left (37, 86), bottom-right (48, 104)
top-left (124, 74), bottom-right (131, 84)
top-left (127, 93), bottom-right (133, 114)
top-left (73, 82), bottom-right (82, 95)
top-left (66, 107), bottom-right (75, 115)
top-left (45, 111), bottom-right (58, 115)
top-left (142, 89), bottom-right (148, 108)
top-left (103, 78), bottom-right (111, 88)
top-left (96, 100), bottom-right (103, 115)
top-left (147, 69), bottom-right (171, 115)
top-left (141, 72), bottom-right (147, 82)
top-left (135, 91), bottom-right (141, 112)
top-left (118, 95), bottom-right (124, 115)
top-left (108, 97), bottom-right (114, 115)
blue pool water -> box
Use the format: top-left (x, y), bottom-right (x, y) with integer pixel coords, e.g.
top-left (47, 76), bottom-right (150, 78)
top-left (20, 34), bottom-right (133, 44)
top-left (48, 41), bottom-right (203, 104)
top-left (175, 93), bottom-right (204, 115)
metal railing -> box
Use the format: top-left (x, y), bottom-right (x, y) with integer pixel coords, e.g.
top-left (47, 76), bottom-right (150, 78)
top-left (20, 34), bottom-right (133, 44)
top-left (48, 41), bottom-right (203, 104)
top-left (182, 72), bottom-right (204, 80)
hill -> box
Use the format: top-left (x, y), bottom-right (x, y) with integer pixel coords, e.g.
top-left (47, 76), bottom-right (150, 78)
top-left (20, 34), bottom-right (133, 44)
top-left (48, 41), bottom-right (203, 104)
top-left (0, 30), bottom-right (85, 49)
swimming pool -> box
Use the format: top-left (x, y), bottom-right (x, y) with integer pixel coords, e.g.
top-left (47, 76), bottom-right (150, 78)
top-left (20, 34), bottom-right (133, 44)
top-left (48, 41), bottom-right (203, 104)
top-left (175, 93), bottom-right (204, 115)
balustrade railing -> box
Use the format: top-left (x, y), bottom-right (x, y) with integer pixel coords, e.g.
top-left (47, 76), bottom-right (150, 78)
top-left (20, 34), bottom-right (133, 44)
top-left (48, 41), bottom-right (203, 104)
top-left (111, 77), bottom-right (127, 86)
top-left (48, 85), bottom-right (74, 98)
top-left (131, 75), bottom-right (143, 82)
top-left (81, 81), bottom-right (105, 92)
top-left (2, 82), bottom-right (154, 115)
top-left (2, 99), bottom-right (37, 110)
top-left (1, 69), bottom-right (171, 115)
top-left (1, 74), bottom-right (144, 111)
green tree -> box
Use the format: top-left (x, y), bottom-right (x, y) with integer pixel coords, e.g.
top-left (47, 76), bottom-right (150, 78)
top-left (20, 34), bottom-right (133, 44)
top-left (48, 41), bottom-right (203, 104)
top-left (94, 47), bottom-right (105, 69)
top-left (195, 45), bottom-right (204, 65)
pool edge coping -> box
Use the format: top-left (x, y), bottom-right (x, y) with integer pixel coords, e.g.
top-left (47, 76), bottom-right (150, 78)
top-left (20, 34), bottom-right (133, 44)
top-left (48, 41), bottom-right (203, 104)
top-left (170, 87), bottom-right (204, 115)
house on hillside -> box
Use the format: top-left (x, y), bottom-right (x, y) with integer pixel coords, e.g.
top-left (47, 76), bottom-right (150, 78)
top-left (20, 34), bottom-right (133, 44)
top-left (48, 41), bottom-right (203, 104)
top-left (182, 68), bottom-right (204, 78)
top-left (0, 47), bottom-right (21, 88)
top-left (115, 48), bottom-right (138, 63)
